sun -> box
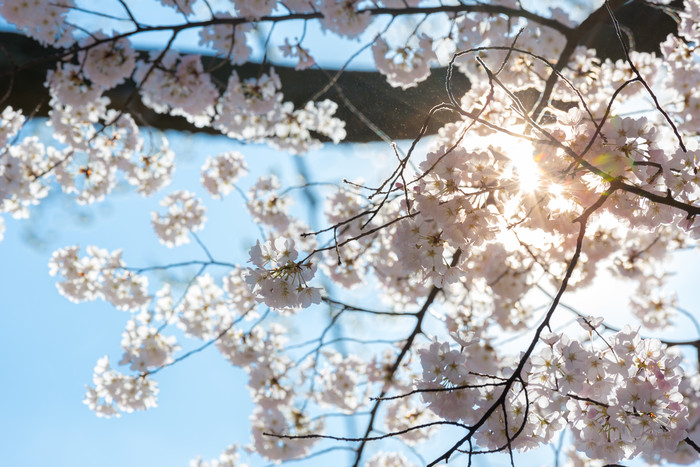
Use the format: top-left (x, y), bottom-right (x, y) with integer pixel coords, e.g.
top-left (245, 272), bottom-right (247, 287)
top-left (492, 136), bottom-right (541, 193)
top-left (510, 151), bottom-right (541, 193)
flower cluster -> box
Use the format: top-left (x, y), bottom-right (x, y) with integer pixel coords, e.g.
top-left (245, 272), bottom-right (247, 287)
top-left (201, 150), bottom-right (248, 198)
top-left (79, 33), bottom-right (137, 90)
top-left (119, 319), bottom-right (179, 372)
top-left (415, 326), bottom-right (690, 464)
top-left (384, 397), bottom-right (438, 446)
top-left (135, 52), bottom-right (219, 127)
top-left (232, 0), bottom-right (276, 19)
top-left (373, 34), bottom-right (437, 90)
top-left (199, 18), bottom-right (252, 64)
top-left (151, 190), bottom-right (207, 247)
top-left (217, 69), bottom-right (283, 118)
top-left (215, 73), bottom-right (346, 153)
top-left (1, 136), bottom-right (54, 218)
top-left (554, 328), bottom-right (689, 462)
top-left (190, 445), bottom-right (249, 467)
top-left (250, 405), bottom-right (321, 461)
top-left (315, 350), bottom-right (368, 413)
top-left (415, 339), bottom-right (497, 424)
top-left (280, 39), bottom-right (316, 70)
top-left (48, 245), bottom-right (150, 311)
top-left (366, 451), bottom-right (415, 467)
top-left (176, 274), bottom-right (231, 339)
top-left (0, 106), bottom-right (24, 148)
top-left (318, 0), bottom-right (372, 39)
top-left (246, 174), bottom-right (292, 230)
top-left (83, 356), bottom-right (159, 418)
top-left (158, 0), bottom-right (196, 15)
top-left (244, 238), bottom-right (321, 312)
top-left (0, 0), bottom-right (75, 45)
top-left (118, 137), bottom-right (175, 196)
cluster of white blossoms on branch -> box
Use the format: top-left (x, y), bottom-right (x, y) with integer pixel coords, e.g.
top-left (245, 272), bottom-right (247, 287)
top-left (244, 238), bottom-right (322, 312)
top-left (2, 0), bottom-right (700, 466)
top-left (415, 324), bottom-right (690, 463)
top-left (176, 274), bottom-right (231, 339)
top-left (83, 356), bottom-right (159, 418)
top-left (151, 190), bottom-right (207, 247)
top-left (79, 33), bottom-right (138, 90)
top-left (279, 39), bottom-right (316, 70)
top-left (49, 245), bottom-right (150, 310)
top-left (135, 52), bottom-right (220, 128)
top-left (213, 67), bottom-right (346, 153)
top-left (200, 150), bottom-right (248, 198)
top-left (119, 318), bottom-right (179, 372)
top-left (373, 34), bottom-right (437, 89)
top-left (366, 451), bottom-right (416, 467)
top-left (0, 0), bottom-right (75, 45)
top-left (190, 445), bottom-right (249, 467)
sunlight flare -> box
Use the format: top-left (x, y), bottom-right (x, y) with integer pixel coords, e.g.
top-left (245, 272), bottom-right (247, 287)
top-left (511, 152), bottom-right (540, 192)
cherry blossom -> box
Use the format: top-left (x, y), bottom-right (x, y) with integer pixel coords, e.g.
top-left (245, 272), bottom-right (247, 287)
top-left (201, 150), bottom-right (248, 198)
top-left (79, 33), bottom-right (137, 90)
top-left (190, 445), bottom-right (249, 467)
top-left (279, 38), bottom-right (316, 70)
top-left (83, 356), bottom-right (159, 418)
top-left (0, 0), bottom-right (75, 45)
top-left (244, 238), bottom-right (322, 312)
top-left (119, 319), bottom-right (179, 372)
top-left (366, 451), bottom-right (416, 467)
top-left (373, 34), bottom-right (437, 89)
top-left (1, 1), bottom-right (699, 466)
top-left (151, 190), bottom-right (207, 247)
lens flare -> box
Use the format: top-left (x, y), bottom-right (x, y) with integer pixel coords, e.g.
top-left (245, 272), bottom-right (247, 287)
top-left (510, 153), bottom-right (540, 192)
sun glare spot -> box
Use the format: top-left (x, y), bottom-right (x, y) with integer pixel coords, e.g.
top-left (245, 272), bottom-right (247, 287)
top-left (510, 153), bottom-right (540, 192)
top-left (549, 183), bottom-right (564, 196)
top-left (492, 135), bottom-right (541, 193)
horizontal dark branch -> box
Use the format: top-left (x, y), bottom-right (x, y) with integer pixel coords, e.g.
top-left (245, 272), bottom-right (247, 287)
top-left (0, 2), bottom-right (678, 142)
top-left (0, 31), bottom-right (471, 142)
